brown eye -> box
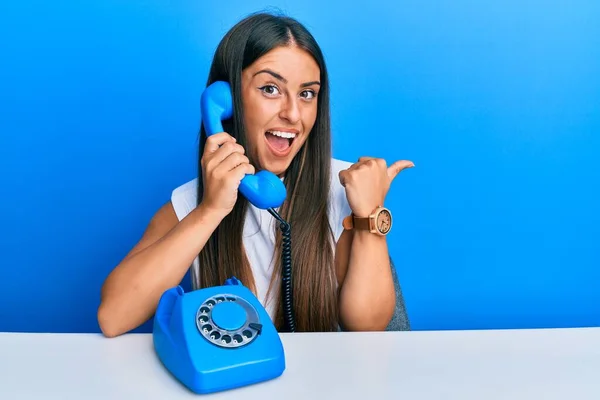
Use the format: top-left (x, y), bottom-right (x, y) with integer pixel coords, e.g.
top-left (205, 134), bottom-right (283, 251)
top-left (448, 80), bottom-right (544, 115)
top-left (301, 90), bottom-right (316, 100)
top-left (259, 85), bottom-right (280, 96)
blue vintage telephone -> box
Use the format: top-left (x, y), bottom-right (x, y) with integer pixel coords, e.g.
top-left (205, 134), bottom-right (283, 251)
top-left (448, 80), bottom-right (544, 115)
top-left (152, 81), bottom-right (296, 394)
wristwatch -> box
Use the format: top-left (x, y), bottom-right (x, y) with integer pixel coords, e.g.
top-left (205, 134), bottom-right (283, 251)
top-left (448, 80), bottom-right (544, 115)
top-left (342, 206), bottom-right (392, 236)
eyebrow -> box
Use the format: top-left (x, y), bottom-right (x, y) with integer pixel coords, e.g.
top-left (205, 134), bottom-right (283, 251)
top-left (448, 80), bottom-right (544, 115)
top-left (253, 69), bottom-right (320, 87)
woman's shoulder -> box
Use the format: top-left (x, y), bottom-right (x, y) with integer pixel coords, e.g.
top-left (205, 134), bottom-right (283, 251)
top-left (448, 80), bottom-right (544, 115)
top-left (328, 158), bottom-right (353, 241)
top-left (328, 157), bottom-right (352, 200)
top-left (330, 157), bottom-right (353, 176)
top-left (171, 177), bottom-right (198, 221)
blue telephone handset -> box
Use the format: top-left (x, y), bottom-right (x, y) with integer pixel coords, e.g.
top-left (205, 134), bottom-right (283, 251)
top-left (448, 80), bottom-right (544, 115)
top-left (200, 80), bottom-right (287, 210)
top-left (152, 81), bottom-right (288, 394)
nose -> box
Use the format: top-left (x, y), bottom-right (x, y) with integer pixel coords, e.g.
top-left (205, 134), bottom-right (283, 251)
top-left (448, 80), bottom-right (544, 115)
top-left (279, 96), bottom-right (301, 124)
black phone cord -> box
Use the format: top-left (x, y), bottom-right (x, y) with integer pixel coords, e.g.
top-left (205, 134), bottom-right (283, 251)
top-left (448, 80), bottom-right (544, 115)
top-left (267, 207), bottom-right (296, 332)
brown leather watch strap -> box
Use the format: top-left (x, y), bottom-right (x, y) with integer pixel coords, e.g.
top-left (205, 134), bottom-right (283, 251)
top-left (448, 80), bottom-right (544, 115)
top-left (352, 216), bottom-right (371, 230)
top-left (342, 215), bottom-right (354, 230)
top-left (342, 214), bottom-right (372, 231)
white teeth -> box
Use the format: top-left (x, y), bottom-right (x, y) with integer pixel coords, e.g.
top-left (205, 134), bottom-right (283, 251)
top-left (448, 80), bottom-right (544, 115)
top-left (267, 130), bottom-right (296, 139)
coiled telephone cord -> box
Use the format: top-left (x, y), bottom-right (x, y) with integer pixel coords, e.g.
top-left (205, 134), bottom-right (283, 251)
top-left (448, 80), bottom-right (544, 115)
top-left (267, 207), bottom-right (296, 333)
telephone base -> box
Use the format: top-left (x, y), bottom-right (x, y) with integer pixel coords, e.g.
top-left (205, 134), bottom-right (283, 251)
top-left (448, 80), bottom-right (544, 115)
top-left (152, 279), bottom-right (285, 394)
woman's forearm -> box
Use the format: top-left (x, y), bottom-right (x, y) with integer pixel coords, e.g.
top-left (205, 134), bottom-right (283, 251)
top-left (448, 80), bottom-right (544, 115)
top-left (336, 157), bottom-right (413, 331)
top-left (97, 203), bottom-right (224, 337)
top-left (338, 231), bottom-right (396, 331)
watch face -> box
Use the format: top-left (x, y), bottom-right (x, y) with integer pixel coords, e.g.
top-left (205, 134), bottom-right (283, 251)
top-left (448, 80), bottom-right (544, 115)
top-left (376, 209), bottom-right (392, 234)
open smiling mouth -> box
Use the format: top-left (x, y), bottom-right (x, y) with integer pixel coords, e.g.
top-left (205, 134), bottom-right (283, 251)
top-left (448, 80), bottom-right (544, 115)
top-left (265, 130), bottom-right (297, 156)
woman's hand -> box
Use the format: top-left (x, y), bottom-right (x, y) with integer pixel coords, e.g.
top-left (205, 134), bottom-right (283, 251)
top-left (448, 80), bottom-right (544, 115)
top-left (339, 157), bottom-right (414, 217)
top-left (200, 132), bottom-right (255, 217)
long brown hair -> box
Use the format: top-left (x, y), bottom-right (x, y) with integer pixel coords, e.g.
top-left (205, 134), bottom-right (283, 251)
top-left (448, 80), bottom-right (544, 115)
top-left (195, 12), bottom-right (338, 332)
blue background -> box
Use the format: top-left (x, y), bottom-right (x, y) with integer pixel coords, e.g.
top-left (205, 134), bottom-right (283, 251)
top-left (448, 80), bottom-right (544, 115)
top-left (1, 0), bottom-right (599, 333)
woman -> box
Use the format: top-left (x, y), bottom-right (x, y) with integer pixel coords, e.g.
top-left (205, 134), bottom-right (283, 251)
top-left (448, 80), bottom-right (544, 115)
top-left (98, 12), bottom-right (413, 337)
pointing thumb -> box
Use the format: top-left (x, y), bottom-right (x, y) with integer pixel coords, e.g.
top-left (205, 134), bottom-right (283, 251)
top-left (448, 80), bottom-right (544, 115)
top-left (387, 160), bottom-right (415, 180)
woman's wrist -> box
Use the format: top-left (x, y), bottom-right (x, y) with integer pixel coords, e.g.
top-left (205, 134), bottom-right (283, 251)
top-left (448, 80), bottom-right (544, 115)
top-left (192, 202), bottom-right (229, 227)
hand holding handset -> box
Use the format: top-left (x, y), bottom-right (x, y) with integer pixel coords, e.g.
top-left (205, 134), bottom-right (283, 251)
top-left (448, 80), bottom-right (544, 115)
top-left (152, 81), bottom-right (291, 395)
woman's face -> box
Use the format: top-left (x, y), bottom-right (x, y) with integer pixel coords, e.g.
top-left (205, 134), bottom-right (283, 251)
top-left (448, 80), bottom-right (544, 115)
top-left (241, 45), bottom-right (321, 176)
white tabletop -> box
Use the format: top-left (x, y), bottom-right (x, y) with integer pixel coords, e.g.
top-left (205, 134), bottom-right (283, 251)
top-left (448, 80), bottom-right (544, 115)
top-left (1, 328), bottom-right (599, 399)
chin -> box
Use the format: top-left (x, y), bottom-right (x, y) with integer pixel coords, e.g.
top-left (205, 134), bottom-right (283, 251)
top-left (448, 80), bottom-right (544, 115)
top-left (257, 156), bottom-right (294, 177)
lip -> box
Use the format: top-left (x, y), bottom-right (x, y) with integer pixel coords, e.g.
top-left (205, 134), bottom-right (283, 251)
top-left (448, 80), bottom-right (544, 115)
top-left (266, 127), bottom-right (300, 134)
